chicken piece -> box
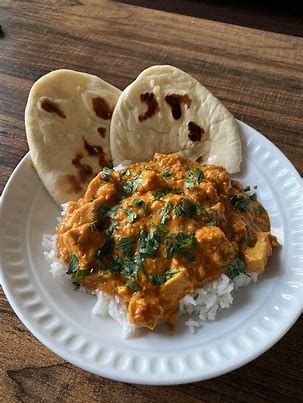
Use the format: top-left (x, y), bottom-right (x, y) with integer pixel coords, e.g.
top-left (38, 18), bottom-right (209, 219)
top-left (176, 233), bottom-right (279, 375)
top-left (60, 223), bottom-right (105, 267)
top-left (242, 232), bottom-right (274, 272)
top-left (128, 294), bottom-right (164, 330)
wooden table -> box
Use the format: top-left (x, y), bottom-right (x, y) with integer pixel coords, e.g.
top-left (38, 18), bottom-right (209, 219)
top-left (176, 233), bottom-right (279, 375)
top-left (0, 1), bottom-right (302, 401)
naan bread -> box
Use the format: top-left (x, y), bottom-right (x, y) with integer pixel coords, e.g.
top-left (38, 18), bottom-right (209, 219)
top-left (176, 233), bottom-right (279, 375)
top-left (25, 69), bottom-right (121, 204)
top-left (110, 65), bottom-right (241, 173)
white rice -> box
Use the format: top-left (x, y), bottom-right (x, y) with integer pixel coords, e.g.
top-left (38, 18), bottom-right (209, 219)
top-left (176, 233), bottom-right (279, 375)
top-left (43, 231), bottom-right (258, 337)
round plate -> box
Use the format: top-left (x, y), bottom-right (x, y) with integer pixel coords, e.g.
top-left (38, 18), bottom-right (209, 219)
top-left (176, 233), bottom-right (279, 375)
top-left (0, 121), bottom-right (302, 385)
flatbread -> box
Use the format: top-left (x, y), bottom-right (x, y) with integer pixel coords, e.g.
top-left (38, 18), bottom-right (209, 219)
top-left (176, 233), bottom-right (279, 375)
top-left (110, 65), bottom-right (241, 173)
top-left (25, 69), bottom-right (121, 204)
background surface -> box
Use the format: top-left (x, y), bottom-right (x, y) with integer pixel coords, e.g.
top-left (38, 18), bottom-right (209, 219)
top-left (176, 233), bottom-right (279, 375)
top-left (0, 1), bottom-right (302, 402)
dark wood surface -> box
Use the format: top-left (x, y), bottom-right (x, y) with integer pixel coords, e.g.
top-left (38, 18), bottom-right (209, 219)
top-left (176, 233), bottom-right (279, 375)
top-left (0, 1), bottom-right (302, 402)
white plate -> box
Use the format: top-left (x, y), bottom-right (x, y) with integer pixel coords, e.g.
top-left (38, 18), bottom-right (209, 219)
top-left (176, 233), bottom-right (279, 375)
top-left (0, 121), bottom-right (302, 385)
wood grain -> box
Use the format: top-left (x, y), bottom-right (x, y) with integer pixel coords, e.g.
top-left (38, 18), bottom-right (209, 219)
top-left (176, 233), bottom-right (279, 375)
top-left (0, 1), bottom-right (302, 401)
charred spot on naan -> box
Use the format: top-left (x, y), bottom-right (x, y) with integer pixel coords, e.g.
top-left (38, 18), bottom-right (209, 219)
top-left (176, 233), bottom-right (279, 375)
top-left (188, 122), bottom-right (204, 142)
top-left (138, 92), bottom-right (159, 121)
top-left (83, 137), bottom-right (112, 167)
top-left (165, 94), bottom-right (191, 120)
top-left (92, 96), bottom-right (113, 120)
top-left (57, 174), bottom-right (82, 195)
top-left (97, 127), bottom-right (106, 138)
top-left (72, 152), bottom-right (94, 183)
top-left (38, 97), bottom-right (66, 119)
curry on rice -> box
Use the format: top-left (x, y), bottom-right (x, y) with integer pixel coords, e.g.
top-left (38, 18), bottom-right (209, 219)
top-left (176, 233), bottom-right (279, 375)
top-left (56, 153), bottom-right (278, 331)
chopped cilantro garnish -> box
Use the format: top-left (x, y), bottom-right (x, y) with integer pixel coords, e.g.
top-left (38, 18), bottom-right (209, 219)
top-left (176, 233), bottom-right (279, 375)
top-left (132, 198), bottom-right (147, 211)
top-left (153, 190), bottom-right (168, 200)
top-left (185, 168), bottom-right (204, 188)
top-left (67, 254), bottom-right (79, 274)
top-left (75, 268), bottom-right (94, 278)
top-left (138, 230), bottom-right (162, 258)
top-left (117, 237), bottom-right (136, 257)
top-left (66, 254), bottom-right (93, 278)
top-left (126, 280), bottom-right (141, 292)
top-left (150, 223), bottom-right (168, 233)
top-left (243, 235), bottom-right (257, 247)
top-left (159, 201), bottom-right (173, 224)
top-left (166, 232), bottom-right (196, 261)
top-left (106, 221), bottom-right (118, 235)
top-left (162, 170), bottom-right (173, 180)
top-left (101, 167), bottom-right (113, 182)
top-left (153, 188), bottom-right (183, 200)
top-left (226, 257), bottom-right (246, 279)
top-left (120, 169), bottom-right (130, 176)
top-left (148, 269), bottom-right (180, 285)
top-left (124, 209), bottom-right (137, 223)
top-left (123, 175), bottom-right (142, 195)
top-left (195, 202), bottom-right (208, 217)
top-left (229, 195), bottom-right (251, 212)
top-left (105, 205), bottom-right (119, 219)
top-left (249, 193), bottom-right (257, 201)
top-left (108, 254), bottom-right (123, 273)
top-left (121, 259), bottom-right (140, 278)
top-left (96, 204), bottom-right (119, 219)
top-left (174, 199), bottom-right (196, 218)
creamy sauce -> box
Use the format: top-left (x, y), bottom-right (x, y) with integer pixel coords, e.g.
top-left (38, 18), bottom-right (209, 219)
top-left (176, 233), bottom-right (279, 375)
top-left (56, 154), bottom-right (277, 330)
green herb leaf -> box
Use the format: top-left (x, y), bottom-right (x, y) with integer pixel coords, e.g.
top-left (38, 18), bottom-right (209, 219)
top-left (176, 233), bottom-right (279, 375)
top-left (120, 169), bottom-right (130, 176)
top-left (124, 209), bottom-right (137, 223)
top-left (159, 201), bottom-right (173, 224)
top-left (132, 198), bottom-right (147, 211)
top-left (139, 230), bottom-right (162, 258)
top-left (75, 268), bottom-right (94, 278)
top-left (121, 259), bottom-right (140, 278)
top-left (174, 232), bottom-right (196, 249)
top-left (195, 202), bottom-right (208, 216)
top-left (106, 221), bottom-right (118, 235)
top-left (162, 170), bottom-right (173, 180)
top-left (150, 223), bottom-right (168, 233)
top-left (166, 232), bottom-right (196, 261)
top-left (105, 205), bottom-right (119, 219)
top-left (101, 167), bottom-right (113, 182)
top-left (249, 193), bottom-right (257, 201)
top-left (229, 195), bottom-right (251, 212)
top-left (226, 257), bottom-right (246, 279)
top-left (243, 185), bottom-right (250, 192)
top-left (126, 280), bottom-right (141, 292)
top-left (149, 269), bottom-right (180, 285)
top-left (185, 168), bottom-right (204, 188)
top-left (174, 199), bottom-right (196, 218)
top-left (123, 175), bottom-right (142, 195)
top-left (108, 254), bottom-right (123, 273)
top-left (153, 190), bottom-right (168, 200)
top-left (96, 204), bottom-right (119, 219)
top-left (117, 237), bottom-right (136, 257)
top-left (67, 254), bottom-right (80, 274)
top-left (243, 235), bottom-right (257, 247)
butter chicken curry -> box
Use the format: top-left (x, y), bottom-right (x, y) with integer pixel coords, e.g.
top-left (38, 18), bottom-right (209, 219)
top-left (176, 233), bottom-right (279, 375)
top-left (56, 153), bottom-right (278, 330)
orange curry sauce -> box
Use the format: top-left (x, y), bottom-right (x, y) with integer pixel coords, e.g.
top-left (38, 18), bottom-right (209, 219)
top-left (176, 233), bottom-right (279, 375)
top-left (56, 153), bottom-right (278, 330)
